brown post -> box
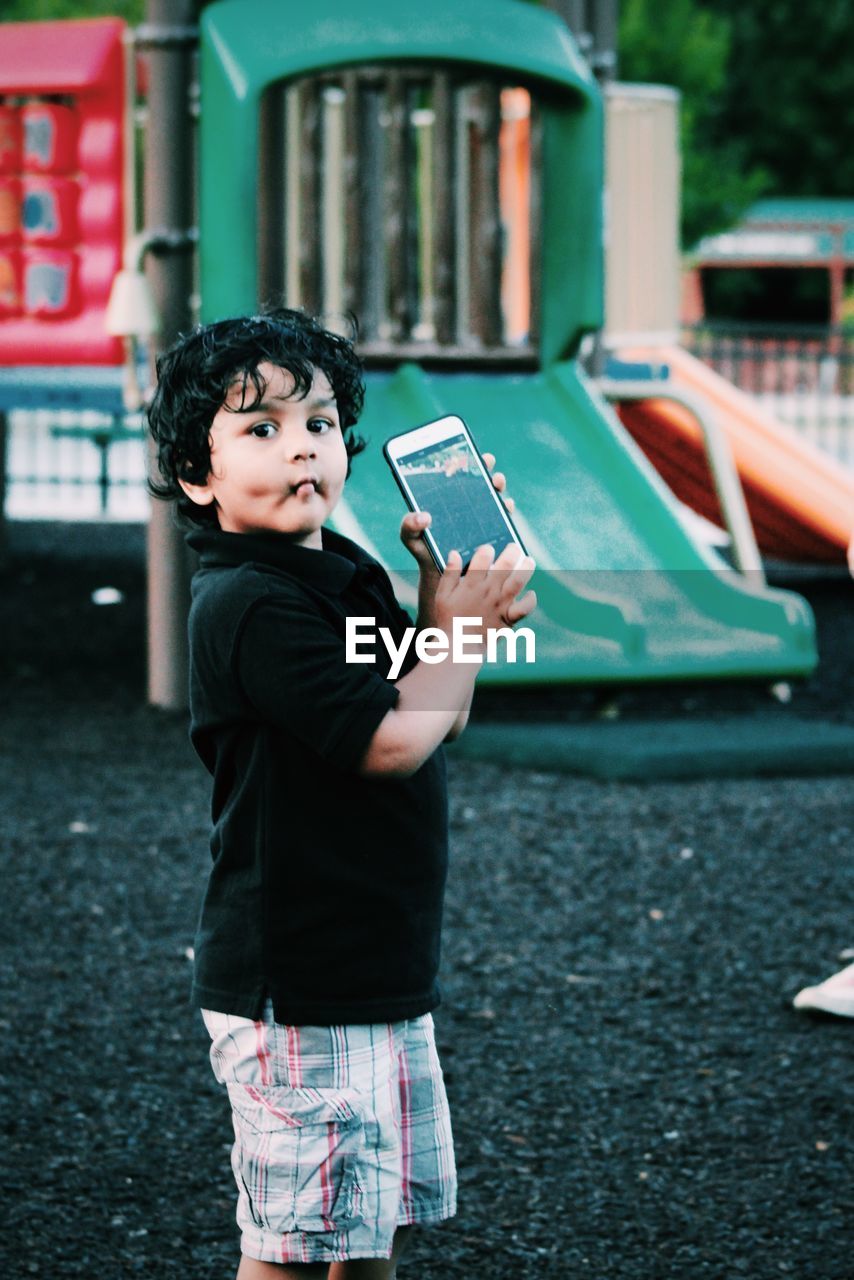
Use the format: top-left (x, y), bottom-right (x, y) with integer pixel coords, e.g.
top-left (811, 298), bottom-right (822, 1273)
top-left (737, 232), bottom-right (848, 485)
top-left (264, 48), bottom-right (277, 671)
top-left (258, 82), bottom-right (286, 306)
top-left (543, 0), bottom-right (617, 376)
top-left (297, 80), bottom-right (322, 315)
top-left (0, 411), bottom-right (7, 571)
top-left (542, 0), bottom-right (619, 80)
top-left (431, 71), bottom-right (456, 347)
top-left (141, 0), bottom-right (197, 709)
top-left (383, 73), bottom-right (409, 342)
top-left (468, 83), bottom-right (503, 348)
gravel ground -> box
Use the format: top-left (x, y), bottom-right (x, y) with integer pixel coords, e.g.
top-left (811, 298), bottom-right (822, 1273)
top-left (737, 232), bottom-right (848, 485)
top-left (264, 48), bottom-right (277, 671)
top-left (1, 522), bottom-right (853, 1280)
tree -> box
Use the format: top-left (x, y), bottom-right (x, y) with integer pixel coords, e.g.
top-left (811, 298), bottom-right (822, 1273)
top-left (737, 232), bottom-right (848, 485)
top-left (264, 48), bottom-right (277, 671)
top-left (617, 0), bottom-right (768, 248)
top-left (1, 0), bottom-right (144, 19)
top-left (698, 0), bottom-right (854, 200)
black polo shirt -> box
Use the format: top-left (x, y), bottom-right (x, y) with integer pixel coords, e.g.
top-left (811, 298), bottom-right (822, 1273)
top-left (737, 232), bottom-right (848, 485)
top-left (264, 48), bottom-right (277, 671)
top-left (184, 524), bottom-right (448, 1026)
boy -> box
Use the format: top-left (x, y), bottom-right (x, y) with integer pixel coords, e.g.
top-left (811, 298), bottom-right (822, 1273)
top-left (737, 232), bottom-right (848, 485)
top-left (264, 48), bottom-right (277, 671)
top-left (147, 309), bottom-right (536, 1279)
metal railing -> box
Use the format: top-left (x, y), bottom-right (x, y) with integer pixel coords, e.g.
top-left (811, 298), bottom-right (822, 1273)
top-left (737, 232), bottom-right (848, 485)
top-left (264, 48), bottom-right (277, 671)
top-left (4, 409), bottom-right (149, 521)
top-left (683, 322), bottom-right (854, 468)
top-left (599, 378), bottom-right (764, 578)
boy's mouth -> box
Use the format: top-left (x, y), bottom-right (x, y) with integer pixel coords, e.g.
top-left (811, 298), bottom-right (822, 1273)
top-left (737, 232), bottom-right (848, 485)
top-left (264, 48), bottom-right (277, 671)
top-left (291, 475), bottom-right (319, 496)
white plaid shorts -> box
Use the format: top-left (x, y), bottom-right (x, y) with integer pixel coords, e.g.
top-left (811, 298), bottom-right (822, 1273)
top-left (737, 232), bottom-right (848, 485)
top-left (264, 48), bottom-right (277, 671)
top-left (200, 1002), bottom-right (457, 1265)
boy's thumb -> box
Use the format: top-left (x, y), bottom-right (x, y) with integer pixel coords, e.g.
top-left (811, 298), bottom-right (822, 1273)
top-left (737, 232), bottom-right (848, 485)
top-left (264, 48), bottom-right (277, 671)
top-left (400, 511), bottom-right (432, 552)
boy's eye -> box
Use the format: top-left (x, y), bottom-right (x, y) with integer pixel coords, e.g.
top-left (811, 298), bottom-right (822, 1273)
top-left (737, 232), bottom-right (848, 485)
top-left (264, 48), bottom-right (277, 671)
top-left (249, 421), bottom-right (277, 438)
top-left (307, 417), bottom-right (336, 434)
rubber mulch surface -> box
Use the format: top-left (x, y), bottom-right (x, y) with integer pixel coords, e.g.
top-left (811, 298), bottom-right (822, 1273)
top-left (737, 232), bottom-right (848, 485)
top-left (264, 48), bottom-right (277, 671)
top-left (1, 522), bottom-right (852, 1280)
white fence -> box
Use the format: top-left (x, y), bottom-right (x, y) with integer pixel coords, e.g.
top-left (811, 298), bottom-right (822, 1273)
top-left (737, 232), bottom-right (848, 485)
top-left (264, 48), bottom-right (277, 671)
top-left (4, 409), bottom-right (150, 521)
top-left (3, 389), bottom-right (853, 524)
top-left (755, 393), bottom-right (854, 471)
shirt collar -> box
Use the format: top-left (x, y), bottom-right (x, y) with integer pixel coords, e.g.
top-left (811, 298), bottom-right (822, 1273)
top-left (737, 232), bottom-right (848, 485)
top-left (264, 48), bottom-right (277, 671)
top-left (186, 525), bottom-right (378, 594)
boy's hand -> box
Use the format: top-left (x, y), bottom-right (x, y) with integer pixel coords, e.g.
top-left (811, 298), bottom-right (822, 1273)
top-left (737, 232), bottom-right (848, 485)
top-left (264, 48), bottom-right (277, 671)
top-left (399, 509), bottom-right (439, 576)
top-left (436, 541), bottom-right (537, 642)
top-left (398, 449), bottom-right (531, 635)
top-left (481, 451), bottom-right (515, 514)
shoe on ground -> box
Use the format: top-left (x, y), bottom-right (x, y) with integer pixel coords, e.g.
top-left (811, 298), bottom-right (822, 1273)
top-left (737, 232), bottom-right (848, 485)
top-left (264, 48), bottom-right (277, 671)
top-left (793, 962), bottom-right (854, 1018)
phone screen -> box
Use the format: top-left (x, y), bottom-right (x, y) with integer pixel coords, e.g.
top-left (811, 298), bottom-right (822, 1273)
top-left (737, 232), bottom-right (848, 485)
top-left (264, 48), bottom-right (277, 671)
top-left (394, 430), bottom-right (521, 567)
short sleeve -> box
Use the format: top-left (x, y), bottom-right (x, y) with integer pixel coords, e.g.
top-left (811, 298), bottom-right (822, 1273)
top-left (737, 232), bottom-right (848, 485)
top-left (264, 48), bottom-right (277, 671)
top-left (234, 592), bottom-right (399, 771)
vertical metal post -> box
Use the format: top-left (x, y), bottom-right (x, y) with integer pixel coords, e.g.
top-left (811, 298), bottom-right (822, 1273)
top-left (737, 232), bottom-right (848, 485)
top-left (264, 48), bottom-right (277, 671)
top-left (543, 0), bottom-right (618, 375)
top-left (453, 85), bottom-right (472, 346)
top-left (431, 72), bottom-right (456, 347)
top-left (142, 0), bottom-right (197, 710)
top-left (0, 411), bottom-right (7, 571)
top-left (257, 82), bottom-right (286, 305)
top-left (297, 81), bottom-right (322, 316)
top-left (468, 83), bottom-right (503, 348)
top-left (341, 72), bottom-right (362, 324)
top-left (542, 0), bottom-right (619, 80)
top-left (383, 74), bottom-right (408, 342)
top-left (358, 78), bottom-right (386, 341)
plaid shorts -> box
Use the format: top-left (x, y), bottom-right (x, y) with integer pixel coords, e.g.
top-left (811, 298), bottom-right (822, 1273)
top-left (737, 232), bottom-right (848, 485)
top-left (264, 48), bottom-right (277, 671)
top-left (200, 1002), bottom-right (457, 1265)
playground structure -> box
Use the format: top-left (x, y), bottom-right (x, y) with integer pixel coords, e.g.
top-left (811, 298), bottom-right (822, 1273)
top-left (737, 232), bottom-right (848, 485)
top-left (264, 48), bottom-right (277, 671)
top-left (615, 345), bottom-right (854, 566)
top-left (0, 19), bottom-right (127, 365)
top-left (5, 0), bottom-right (854, 706)
top-left (198, 0), bottom-right (816, 688)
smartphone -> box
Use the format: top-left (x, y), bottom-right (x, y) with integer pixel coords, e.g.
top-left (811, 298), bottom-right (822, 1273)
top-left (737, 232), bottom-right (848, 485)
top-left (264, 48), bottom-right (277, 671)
top-left (383, 414), bottom-right (528, 571)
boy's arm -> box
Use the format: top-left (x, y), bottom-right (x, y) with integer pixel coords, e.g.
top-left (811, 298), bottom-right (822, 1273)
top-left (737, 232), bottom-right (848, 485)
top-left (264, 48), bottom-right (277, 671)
top-left (413, 536), bottom-right (473, 742)
top-left (358, 541), bottom-right (535, 778)
top-left (358, 650), bottom-right (480, 776)
top-left (444, 687), bottom-right (475, 742)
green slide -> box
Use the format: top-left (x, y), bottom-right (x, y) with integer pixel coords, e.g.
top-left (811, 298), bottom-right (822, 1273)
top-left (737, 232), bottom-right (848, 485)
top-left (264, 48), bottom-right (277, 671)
top-left (335, 361), bottom-right (816, 685)
top-left (199, 0), bottom-right (817, 685)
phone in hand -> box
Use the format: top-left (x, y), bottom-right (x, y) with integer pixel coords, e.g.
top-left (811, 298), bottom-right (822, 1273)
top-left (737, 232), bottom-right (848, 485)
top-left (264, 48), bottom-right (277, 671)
top-left (383, 414), bottom-right (528, 571)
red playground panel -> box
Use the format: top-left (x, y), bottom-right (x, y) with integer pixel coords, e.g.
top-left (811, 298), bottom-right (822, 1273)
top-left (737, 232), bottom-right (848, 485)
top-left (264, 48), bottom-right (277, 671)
top-left (0, 18), bottom-right (126, 365)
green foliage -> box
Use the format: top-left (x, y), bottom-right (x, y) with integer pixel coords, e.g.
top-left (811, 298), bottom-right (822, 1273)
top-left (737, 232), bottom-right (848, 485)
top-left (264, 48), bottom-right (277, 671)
top-left (698, 0), bottom-right (854, 201)
top-left (1, 0), bottom-right (144, 19)
top-left (618, 0), bottom-right (768, 249)
top-left (618, 0), bottom-right (854, 248)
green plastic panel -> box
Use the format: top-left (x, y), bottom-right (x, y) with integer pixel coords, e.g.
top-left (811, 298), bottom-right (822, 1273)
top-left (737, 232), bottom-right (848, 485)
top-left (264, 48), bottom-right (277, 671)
top-left (200, 0), bottom-right (603, 361)
top-left (334, 362), bottom-right (816, 684)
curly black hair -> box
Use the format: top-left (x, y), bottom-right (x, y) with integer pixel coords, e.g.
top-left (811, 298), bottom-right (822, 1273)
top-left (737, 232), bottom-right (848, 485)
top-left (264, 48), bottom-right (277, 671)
top-left (146, 308), bottom-right (366, 527)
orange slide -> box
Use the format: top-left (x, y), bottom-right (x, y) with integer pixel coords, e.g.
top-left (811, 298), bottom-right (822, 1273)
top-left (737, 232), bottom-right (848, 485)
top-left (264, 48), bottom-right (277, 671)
top-left (614, 345), bottom-right (854, 565)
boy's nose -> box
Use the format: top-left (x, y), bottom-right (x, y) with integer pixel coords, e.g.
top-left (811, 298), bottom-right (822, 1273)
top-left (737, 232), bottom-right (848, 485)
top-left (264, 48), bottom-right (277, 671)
top-left (286, 427), bottom-right (317, 461)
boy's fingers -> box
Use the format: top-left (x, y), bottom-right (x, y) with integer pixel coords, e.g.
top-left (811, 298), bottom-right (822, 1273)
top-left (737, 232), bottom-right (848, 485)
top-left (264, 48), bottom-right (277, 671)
top-left (492, 553), bottom-right (536, 615)
top-left (494, 542), bottom-right (531, 571)
top-left (481, 451), bottom-right (517, 512)
top-left (493, 542), bottom-right (517, 568)
top-left (503, 565), bottom-right (536, 610)
top-left (399, 511), bottom-right (434, 562)
top-left (443, 549), bottom-right (464, 581)
top-left (400, 510), bottom-right (431, 539)
top-left (468, 543), bottom-right (496, 571)
top-left (503, 588), bottom-right (537, 624)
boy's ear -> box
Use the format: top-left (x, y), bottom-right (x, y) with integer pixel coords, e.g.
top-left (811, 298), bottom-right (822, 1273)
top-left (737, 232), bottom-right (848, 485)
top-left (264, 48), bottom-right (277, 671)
top-left (177, 475), bottom-right (216, 508)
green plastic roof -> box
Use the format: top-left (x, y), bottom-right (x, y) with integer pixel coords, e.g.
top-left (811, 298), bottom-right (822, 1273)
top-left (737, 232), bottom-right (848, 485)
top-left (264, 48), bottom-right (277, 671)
top-left (693, 199), bottom-right (854, 264)
top-left (747, 199), bottom-right (854, 225)
top-left (199, 0), bottom-right (604, 362)
top-left (202, 0), bottom-right (596, 97)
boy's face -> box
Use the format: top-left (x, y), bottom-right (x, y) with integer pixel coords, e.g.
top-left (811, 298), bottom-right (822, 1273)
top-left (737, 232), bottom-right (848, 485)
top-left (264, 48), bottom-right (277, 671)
top-left (179, 363), bottom-right (348, 547)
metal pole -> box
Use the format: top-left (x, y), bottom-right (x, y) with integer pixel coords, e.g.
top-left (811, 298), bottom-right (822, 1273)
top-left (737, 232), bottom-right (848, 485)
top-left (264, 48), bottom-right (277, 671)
top-left (142, 0), bottom-right (197, 709)
top-left (0, 410), bottom-right (7, 572)
top-left (542, 1), bottom-right (619, 82)
top-left (599, 379), bottom-right (766, 579)
top-left (544, 1), bottom-right (618, 377)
